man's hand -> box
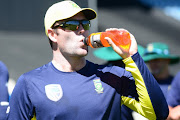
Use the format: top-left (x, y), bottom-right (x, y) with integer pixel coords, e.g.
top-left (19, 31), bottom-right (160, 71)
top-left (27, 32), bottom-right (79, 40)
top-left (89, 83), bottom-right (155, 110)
top-left (105, 28), bottom-right (138, 59)
top-left (167, 105), bottom-right (180, 120)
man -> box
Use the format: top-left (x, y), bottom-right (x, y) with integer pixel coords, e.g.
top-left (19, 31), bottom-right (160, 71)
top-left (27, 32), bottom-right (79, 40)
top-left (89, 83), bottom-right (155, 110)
top-left (0, 61), bottom-right (9, 120)
top-left (7, 1), bottom-right (168, 120)
top-left (143, 42), bottom-right (180, 98)
top-left (132, 42), bottom-right (180, 120)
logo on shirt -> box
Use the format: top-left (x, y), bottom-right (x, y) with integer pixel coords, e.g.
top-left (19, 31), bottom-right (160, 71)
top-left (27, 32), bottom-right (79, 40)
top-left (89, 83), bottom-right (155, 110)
top-left (45, 84), bottom-right (63, 102)
top-left (93, 79), bottom-right (104, 94)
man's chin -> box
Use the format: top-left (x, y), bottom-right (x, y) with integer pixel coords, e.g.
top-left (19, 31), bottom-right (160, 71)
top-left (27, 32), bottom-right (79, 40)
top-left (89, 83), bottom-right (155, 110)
top-left (82, 47), bottom-right (88, 55)
top-left (77, 49), bottom-right (88, 57)
top-left (81, 51), bottom-right (88, 57)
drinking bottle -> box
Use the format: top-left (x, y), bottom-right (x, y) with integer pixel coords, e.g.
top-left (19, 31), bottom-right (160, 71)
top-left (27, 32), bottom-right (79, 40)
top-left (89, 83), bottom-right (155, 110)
top-left (84, 30), bottom-right (131, 51)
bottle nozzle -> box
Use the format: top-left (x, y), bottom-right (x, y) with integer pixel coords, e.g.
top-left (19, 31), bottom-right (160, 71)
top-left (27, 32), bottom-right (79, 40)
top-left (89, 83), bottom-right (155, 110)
top-left (83, 38), bottom-right (88, 46)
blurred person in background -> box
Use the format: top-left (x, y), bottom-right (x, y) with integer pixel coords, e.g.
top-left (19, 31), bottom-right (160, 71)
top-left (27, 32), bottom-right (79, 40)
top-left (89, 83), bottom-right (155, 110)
top-left (167, 71), bottom-right (180, 120)
top-left (143, 42), bottom-right (180, 98)
top-left (93, 45), bottom-right (145, 120)
top-left (133, 42), bottom-right (180, 120)
top-left (0, 61), bottom-right (9, 120)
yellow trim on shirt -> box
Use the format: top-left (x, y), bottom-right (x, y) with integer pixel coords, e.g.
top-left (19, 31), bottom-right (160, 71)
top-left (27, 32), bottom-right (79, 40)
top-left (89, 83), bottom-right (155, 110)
top-left (31, 115), bottom-right (36, 120)
top-left (122, 57), bottom-right (156, 120)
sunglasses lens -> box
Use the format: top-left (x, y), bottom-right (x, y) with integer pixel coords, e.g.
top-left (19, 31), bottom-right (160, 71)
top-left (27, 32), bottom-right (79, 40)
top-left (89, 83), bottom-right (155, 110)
top-left (65, 24), bottom-right (78, 31)
top-left (82, 21), bottom-right (90, 30)
top-left (55, 20), bottom-right (90, 31)
top-left (65, 21), bottom-right (79, 31)
top-left (65, 20), bottom-right (90, 31)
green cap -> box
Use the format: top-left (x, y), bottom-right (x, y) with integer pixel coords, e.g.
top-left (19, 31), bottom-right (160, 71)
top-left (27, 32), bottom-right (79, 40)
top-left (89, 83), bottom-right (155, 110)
top-left (93, 45), bottom-right (145, 61)
top-left (143, 42), bottom-right (179, 64)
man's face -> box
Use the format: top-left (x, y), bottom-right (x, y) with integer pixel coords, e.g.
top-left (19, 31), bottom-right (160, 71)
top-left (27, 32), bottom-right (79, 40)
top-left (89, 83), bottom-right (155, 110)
top-left (148, 59), bottom-right (170, 75)
top-left (54, 12), bottom-right (89, 58)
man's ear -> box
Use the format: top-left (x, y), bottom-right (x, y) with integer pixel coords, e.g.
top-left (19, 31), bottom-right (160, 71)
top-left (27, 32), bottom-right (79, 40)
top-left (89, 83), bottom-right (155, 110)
top-left (48, 28), bottom-right (57, 42)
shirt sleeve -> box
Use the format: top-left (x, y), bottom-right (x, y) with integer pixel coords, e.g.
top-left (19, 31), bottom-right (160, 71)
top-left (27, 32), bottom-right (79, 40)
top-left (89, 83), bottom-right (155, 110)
top-left (7, 74), bottom-right (34, 120)
top-left (0, 61), bottom-right (9, 101)
top-left (167, 71), bottom-right (180, 107)
top-left (0, 61), bottom-right (9, 120)
top-left (121, 52), bottom-right (169, 120)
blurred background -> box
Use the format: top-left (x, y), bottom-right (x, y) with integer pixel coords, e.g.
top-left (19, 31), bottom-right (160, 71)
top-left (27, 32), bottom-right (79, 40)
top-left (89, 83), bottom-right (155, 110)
top-left (0, 0), bottom-right (180, 94)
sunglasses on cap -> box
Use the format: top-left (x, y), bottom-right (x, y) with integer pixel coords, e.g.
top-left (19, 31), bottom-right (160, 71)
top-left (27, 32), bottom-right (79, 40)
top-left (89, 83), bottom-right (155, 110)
top-left (52, 20), bottom-right (91, 31)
